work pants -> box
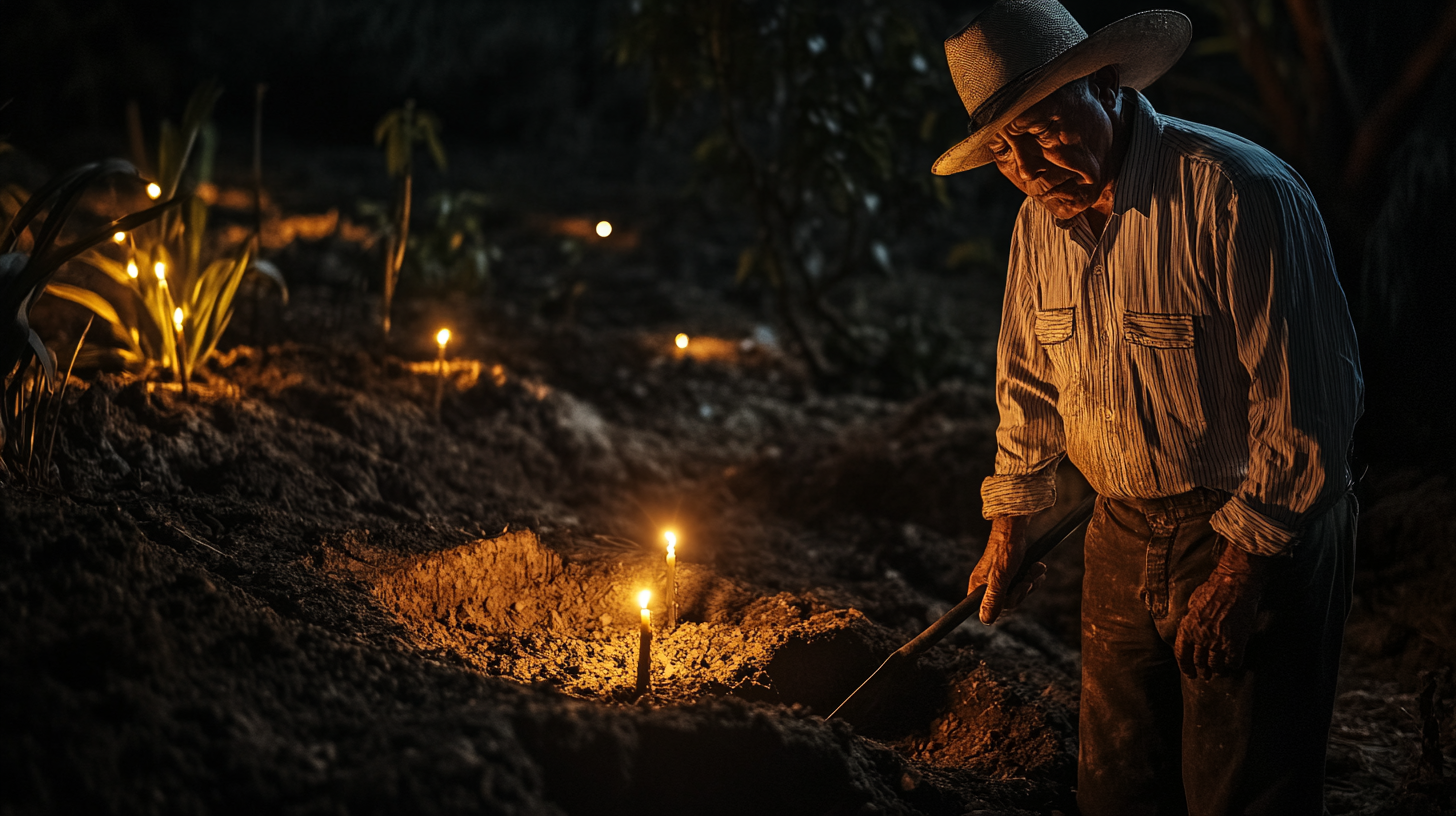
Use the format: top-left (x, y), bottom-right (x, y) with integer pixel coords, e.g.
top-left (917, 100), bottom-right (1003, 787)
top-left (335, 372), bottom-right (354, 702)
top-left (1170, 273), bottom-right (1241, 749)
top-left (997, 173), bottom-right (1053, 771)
top-left (1077, 488), bottom-right (1356, 816)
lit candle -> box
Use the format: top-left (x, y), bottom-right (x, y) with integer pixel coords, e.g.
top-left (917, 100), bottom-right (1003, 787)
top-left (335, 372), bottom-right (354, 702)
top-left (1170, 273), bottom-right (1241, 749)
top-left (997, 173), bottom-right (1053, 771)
top-left (172, 307), bottom-right (189, 395)
top-left (675, 333), bottom-right (689, 350)
top-left (146, 182), bottom-right (162, 199)
top-left (126, 260), bottom-right (139, 279)
top-left (595, 220), bottom-right (612, 238)
top-left (112, 231), bottom-right (126, 244)
top-left (664, 531), bottom-right (677, 631)
top-left (636, 589), bottom-right (652, 695)
top-left (434, 328), bottom-right (451, 416)
top-left (154, 261), bottom-right (167, 286)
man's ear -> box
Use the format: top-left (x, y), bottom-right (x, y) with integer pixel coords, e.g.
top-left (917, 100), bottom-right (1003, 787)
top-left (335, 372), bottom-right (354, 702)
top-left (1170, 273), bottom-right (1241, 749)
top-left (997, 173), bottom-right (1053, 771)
top-left (1089, 65), bottom-right (1122, 111)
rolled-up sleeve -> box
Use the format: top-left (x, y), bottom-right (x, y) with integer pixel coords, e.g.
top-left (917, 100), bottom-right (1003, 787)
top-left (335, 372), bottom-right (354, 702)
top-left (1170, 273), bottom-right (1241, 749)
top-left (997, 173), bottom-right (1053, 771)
top-left (1208, 173), bottom-right (1364, 555)
top-left (982, 218), bottom-right (1067, 519)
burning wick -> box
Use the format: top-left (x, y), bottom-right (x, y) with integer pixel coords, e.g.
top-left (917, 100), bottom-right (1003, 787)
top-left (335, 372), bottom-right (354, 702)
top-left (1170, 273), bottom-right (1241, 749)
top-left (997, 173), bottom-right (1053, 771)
top-left (126, 260), bottom-right (139, 279)
top-left (636, 589), bottom-right (653, 695)
top-left (675, 333), bottom-right (689, 350)
top-left (112, 231), bottom-right (126, 244)
top-left (154, 261), bottom-right (167, 286)
top-left (434, 328), bottom-right (451, 416)
top-left (173, 307), bottom-right (189, 395)
top-left (664, 531), bottom-right (678, 631)
top-left (595, 220), bottom-right (613, 238)
top-left (146, 182), bottom-right (162, 199)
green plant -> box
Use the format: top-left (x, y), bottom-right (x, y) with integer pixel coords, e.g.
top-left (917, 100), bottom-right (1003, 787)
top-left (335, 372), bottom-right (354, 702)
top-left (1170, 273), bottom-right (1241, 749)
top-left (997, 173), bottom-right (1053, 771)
top-left (616, 0), bottom-right (956, 383)
top-left (374, 99), bottom-right (447, 336)
top-left (402, 190), bottom-right (499, 294)
top-left (49, 81), bottom-right (286, 390)
top-left (1, 159), bottom-right (176, 482)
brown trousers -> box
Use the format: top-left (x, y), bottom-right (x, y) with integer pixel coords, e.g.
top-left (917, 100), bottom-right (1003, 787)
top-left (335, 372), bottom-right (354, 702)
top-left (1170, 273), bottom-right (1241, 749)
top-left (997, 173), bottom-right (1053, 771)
top-left (1077, 488), bottom-right (1356, 816)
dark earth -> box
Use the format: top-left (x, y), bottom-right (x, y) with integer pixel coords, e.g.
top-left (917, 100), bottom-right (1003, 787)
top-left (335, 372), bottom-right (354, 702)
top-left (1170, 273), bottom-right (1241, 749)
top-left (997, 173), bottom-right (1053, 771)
top-left (2, 171), bottom-right (1453, 815)
top-left (4, 0), bottom-right (1456, 810)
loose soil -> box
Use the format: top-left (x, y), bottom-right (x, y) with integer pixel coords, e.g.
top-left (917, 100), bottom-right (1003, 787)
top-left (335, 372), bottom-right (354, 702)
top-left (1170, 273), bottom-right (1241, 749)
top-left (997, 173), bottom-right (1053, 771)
top-left (3, 196), bottom-right (1454, 815)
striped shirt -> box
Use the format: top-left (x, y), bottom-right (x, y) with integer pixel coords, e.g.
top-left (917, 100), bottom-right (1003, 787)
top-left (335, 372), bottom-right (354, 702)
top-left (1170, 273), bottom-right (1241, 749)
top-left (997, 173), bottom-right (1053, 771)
top-left (981, 90), bottom-right (1363, 557)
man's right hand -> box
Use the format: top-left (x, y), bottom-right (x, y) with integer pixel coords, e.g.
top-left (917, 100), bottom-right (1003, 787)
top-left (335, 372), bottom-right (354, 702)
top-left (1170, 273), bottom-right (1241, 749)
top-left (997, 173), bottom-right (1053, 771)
top-left (968, 515), bottom-right (1046, 624)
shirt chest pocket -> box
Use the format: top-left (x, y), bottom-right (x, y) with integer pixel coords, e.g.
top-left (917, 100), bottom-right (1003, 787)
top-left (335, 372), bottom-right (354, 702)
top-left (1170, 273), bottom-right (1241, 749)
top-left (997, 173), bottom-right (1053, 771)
top-left (1034, 307), bottom-right (1075, 345)
top-left (1122, 311), bottom-right (1194, 349)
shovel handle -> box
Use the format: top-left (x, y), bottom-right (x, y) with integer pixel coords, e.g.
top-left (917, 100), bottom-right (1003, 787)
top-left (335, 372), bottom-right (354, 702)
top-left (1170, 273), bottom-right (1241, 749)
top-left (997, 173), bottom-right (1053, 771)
top-left (895, 492), bottom-right (1097, 661)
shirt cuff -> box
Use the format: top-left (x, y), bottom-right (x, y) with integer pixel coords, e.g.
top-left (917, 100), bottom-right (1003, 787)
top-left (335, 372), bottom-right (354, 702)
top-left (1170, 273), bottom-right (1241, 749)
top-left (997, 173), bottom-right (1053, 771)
top-left (981, 471), bottom-right (1057, 519)
top-left (1209, 495), bottom-right (1300, 557)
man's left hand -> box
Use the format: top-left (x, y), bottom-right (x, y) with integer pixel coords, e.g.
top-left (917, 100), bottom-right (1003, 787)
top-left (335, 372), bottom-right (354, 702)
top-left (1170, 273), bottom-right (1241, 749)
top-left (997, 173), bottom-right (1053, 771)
top-left (1174, 543), bottom-right (1279, 680)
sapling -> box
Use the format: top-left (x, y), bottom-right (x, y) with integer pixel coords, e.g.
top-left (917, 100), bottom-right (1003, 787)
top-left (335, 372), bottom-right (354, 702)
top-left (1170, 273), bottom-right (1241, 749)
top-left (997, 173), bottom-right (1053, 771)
top-left (374, 99), bottom-right (447, 338)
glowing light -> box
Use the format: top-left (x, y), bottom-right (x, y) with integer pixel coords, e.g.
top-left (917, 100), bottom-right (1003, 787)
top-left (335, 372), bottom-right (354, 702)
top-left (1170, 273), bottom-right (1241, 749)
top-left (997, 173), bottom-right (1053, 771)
top-left (112, 231), bottom-right (126, 244)
top-left (595, 220), bottom-right (613, 238)
top-left (436, 328), bottom-right (451, 347)
top-left (154, 261), bottom-right (166, 283)
top-left (172, 307), bottom-right (184, 332)
top-left (146, 182), bottom-right (162, 199)
top-left (637, 589), bottom-right (651, 610)
top-left (126, 260), bottom-right (139, 279)
top-left (675, 333), bottom-right (689, 350)
top-left (664, 531), bottom-right (677, 630)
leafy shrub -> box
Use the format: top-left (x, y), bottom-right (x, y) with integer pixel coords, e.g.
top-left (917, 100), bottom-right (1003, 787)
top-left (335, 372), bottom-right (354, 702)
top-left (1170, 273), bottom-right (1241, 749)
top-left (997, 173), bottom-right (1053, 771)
top-left (48, 82), bottom-right (286, 389)
top-left (616, 0), bottom-right (959, 384)
top-left (1, 160), bottom-right (175, 481)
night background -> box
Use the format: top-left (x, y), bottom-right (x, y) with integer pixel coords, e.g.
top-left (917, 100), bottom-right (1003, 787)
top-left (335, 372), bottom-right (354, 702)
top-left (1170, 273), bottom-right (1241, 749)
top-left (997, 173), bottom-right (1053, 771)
top-left (2, 0), bottom-right (1453, 814)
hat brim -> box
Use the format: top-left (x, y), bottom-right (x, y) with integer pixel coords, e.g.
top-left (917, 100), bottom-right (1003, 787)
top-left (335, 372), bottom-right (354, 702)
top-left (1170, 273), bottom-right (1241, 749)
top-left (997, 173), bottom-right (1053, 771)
top-left (931, 10), bottom-right (1191, 176)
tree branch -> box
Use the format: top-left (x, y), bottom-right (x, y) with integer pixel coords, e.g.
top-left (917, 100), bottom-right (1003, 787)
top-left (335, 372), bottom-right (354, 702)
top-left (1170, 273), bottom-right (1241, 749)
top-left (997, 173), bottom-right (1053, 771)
top-left (1343, 0), bottom-right (1456, 191)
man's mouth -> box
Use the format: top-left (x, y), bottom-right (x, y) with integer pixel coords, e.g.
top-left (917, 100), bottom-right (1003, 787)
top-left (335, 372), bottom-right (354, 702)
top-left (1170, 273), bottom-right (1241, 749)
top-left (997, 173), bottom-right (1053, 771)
top-left (1034, 177), bottom-right (1079, 199)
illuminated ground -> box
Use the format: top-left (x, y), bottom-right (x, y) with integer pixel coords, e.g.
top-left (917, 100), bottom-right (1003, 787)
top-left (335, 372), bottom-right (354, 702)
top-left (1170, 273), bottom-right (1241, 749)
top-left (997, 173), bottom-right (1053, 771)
top-left (2, 211), bottom-right (1452, 815)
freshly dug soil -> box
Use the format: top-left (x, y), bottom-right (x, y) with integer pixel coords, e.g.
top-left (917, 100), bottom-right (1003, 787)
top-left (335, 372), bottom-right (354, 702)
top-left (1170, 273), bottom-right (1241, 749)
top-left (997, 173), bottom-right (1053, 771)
top-left (3, 245), bottom-right (1453, 815)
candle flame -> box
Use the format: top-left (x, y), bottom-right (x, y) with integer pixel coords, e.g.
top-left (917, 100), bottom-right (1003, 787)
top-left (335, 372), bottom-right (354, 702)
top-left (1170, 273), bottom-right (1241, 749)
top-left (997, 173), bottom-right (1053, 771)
top-left (112, 231), bottom-right (126, 243)
top-left (675, 333), bottom-right (689, 349)
top-left (154, 261), bottom-right (166, 282)
top-left (595, 220), bottom-right (612, 238)
top-left (664, 530), bottom-right (677, 552)
top-left (126, 260), bottom-right (139, 279)
top-left (146, 182), bottom-right (162, 199)
top-left (172, 307), bottom-right (184, 332)
top-left (637, 589), bottom-right (651, 609)
top-left (436, 328), bottom-right (451, 347)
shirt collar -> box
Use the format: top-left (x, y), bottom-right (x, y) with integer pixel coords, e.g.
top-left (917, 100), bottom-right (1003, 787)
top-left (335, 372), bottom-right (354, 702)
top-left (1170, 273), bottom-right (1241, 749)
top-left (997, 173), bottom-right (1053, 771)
top-left (1112, 89), bottom-right (1161, 218)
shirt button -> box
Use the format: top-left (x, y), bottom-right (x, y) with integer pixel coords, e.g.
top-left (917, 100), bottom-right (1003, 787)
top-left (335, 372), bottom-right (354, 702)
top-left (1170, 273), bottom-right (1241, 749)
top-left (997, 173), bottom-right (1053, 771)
top-left (1093, 265), bottom-right (1104, 275)
top-left (1104, 408), bottom-right (1115, 421)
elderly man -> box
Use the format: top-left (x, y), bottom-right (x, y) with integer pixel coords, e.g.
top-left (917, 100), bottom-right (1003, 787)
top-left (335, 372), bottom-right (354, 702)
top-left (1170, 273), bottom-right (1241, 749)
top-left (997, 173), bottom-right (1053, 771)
top-left (935, 1), bottom-right (1363, 814)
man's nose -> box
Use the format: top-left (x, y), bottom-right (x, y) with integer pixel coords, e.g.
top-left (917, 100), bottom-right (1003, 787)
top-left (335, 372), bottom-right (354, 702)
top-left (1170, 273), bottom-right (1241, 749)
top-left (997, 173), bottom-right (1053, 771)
top-left (1008, 139), bottom-right (1047, 183)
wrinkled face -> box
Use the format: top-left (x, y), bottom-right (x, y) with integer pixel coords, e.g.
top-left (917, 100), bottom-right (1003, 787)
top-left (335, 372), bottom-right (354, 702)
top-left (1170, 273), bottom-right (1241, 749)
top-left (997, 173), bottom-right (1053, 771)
top-left (986, 77), bottom-right (1118, 220)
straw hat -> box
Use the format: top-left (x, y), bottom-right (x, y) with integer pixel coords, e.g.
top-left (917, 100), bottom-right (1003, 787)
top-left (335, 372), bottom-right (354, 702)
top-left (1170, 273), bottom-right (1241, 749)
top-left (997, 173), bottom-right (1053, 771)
top-left (932, 0), bottom-right (1191, 175)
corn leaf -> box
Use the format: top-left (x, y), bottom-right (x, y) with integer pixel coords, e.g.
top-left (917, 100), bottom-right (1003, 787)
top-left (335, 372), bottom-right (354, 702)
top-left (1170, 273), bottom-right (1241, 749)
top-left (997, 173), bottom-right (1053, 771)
top-left (45, 282), bottom-right (125, 329)
top-left (51, 196), bottom-right (183, 276)
top-left (186, 195), bottom-right (207, 276)
top-left (248, 258), bottom-right (289, 305)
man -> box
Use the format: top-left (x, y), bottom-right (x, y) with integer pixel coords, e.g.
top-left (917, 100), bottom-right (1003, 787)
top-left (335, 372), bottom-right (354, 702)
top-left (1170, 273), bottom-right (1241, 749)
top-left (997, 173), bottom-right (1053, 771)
top-left (933, 1), bottom-right (1364, 814)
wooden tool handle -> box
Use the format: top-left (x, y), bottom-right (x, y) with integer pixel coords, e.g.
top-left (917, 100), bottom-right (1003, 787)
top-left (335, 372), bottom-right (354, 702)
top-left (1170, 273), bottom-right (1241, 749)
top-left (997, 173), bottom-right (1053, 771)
top-left (895, 493), bottom-right (1097, 660)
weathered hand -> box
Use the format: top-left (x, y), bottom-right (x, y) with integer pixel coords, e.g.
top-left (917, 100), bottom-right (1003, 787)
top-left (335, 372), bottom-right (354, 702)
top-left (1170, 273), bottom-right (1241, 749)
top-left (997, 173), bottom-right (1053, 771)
top-left (1174, 543), bottom-right (1278, 679)
top-left (968, 515), bottom-right (1047, 625)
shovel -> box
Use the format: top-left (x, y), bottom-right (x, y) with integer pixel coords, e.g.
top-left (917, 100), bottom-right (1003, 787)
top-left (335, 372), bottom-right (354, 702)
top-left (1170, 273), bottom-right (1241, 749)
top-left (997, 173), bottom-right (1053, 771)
top-left (826, 492), bottom-right (1097, 725)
